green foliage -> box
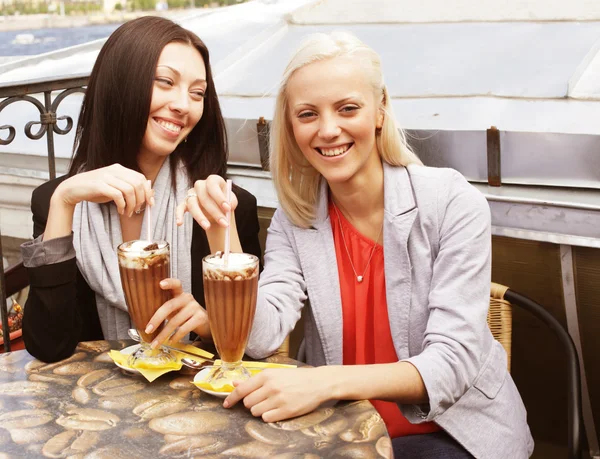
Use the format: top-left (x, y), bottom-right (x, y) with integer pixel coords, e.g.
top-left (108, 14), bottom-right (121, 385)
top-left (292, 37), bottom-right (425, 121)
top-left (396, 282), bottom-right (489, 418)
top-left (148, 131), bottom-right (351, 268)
top-left (64, 2), bottom-right (102, 14)
top-left (126, 0), bottom-right (155, 11)
top-left (0, 0), bottom-right (246, 15)
top-left (0, 2), bottom-right (50, 14)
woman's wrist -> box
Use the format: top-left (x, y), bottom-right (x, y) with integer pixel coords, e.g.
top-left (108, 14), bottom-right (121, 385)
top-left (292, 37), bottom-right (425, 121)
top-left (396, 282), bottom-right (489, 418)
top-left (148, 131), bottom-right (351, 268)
top-left (45, 189), bottom-right (76, 241)
top-left (318, 365), bottom-right (347, 402)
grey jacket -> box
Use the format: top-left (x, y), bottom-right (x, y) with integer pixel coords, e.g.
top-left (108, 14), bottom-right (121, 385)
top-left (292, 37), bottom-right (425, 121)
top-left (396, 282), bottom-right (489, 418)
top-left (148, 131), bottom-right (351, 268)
top-left (247, 163), bottom-right (534, 459)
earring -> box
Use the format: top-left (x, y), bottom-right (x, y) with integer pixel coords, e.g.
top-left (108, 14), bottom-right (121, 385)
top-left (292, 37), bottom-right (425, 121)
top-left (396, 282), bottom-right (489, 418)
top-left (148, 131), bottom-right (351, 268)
top-left (184, 137), bottom-right (188, 143)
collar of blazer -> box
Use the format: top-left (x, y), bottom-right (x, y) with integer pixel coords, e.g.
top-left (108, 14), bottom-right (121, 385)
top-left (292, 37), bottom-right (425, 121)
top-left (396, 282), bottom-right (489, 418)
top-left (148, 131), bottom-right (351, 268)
top-left (310, 162), bottom-right (418, 230)
top-left (292, 163), bottom-right (419, 364)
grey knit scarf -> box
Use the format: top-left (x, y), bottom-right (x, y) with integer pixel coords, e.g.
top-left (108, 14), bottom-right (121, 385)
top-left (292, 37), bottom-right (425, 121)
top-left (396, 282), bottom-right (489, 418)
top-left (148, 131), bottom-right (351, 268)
top-left (72, 160), bottom-right (193, 339)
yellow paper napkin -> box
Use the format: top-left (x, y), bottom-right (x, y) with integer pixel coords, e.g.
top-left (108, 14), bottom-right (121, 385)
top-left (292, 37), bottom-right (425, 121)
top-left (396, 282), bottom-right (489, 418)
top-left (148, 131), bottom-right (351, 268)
top-left (192, 361), bottom-right (297, 393)
top-left (109, 343), bottom-right (214, 383)
top-left (109, 350), bottom-right (181, 382)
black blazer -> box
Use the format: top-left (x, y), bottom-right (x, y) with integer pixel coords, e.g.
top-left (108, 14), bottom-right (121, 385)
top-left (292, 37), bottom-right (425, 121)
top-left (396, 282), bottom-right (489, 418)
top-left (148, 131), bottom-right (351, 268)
top-left (23, 175), bottom-right (262, 362)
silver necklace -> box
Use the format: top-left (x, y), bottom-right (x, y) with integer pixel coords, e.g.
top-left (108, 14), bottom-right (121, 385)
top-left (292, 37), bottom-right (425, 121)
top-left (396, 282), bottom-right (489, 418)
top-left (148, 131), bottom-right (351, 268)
top-left (332, 203), bottom-right (383, 283)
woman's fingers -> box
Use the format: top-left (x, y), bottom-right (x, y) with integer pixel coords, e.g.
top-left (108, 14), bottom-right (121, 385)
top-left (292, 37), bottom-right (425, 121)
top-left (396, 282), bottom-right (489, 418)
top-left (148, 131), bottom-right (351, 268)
top-left (176, 176), bottom-right (238, 229)
top-left (147, 294), bottom-right (190, 346)
top-left (110, 165), bottom-right (151, 214)
top-left (57, 164), bottom-right (152, 212)
top-left (186, 190), bottom-right (211, 229)
top-left (144, 180), bottom-right (155, 207)
top-left (104, 175), bottom-right (137, 216)
top-left (175, 200), bottom-right (188, 226)
top-left (151, 302), bottom-right (194, 347)
top-left (195, 180), bottom-right (227, 226)
top-left (132, 179), bottom-right (147, 214)
top-left (224, 374), bottom-right (264, 408)
top-left (261, 408), bottom-right (287, 423)
top-left (163, 302), bottom-right (201, 344)
top-left (146, 278), bottom-right (209, 347)
top-left (96, 182), bottom-right (127, 214)
top-left (205, 175), bottom-right (232, 213)
top-left (160, 278), bottom-right (183, 296)
top-left (145, 279), bottom-right (184, 335)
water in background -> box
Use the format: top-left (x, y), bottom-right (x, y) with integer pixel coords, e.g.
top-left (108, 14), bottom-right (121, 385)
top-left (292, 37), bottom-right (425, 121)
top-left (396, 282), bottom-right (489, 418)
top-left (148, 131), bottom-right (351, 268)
top-left (0, 23), bottom-right (121, 56)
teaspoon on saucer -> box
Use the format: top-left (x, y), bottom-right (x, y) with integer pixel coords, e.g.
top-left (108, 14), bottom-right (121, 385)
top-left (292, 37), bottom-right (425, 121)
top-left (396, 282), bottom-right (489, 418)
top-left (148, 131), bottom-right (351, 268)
top-left (127, 329), bottom-right (215, 364)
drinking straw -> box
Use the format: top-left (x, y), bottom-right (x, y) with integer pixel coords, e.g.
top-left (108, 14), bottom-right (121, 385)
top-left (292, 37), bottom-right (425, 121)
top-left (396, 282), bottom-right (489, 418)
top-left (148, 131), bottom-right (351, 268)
top-left (223, 179), bottom-right (232, 265)
top-left (147, 180), bottom-right (152, 241)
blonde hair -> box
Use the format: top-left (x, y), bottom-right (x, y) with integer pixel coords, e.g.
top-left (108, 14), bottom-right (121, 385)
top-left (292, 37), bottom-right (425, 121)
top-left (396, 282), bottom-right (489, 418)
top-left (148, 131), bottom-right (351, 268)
top-left (270, 31), bottom-right (422, 228)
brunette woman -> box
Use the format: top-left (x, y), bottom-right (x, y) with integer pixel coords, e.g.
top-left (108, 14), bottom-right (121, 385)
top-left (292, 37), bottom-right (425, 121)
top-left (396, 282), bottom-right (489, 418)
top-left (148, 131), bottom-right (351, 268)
top-left (21, 16), bottom-right (261, 363)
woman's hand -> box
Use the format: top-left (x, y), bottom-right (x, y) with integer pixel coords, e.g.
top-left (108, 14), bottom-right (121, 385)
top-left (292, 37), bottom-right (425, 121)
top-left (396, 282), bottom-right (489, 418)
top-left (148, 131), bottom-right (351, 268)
top-left (176, 175), bottom-right (237, 230)
top-left (223, 367), bottom-right (334, 423)
top-left (44, 164), bottom-right (154, 241)
top-left (145, 278), bottom-right (210, 347)
top-left (176, 175), bottom-right (243, 254)
top-left (54, 164), bottom-right (153, 217)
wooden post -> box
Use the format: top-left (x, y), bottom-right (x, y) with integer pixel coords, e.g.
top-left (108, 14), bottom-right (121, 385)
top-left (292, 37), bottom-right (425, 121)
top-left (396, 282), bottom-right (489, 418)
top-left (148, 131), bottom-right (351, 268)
top-left (487, 126), bottom-right (501, 187)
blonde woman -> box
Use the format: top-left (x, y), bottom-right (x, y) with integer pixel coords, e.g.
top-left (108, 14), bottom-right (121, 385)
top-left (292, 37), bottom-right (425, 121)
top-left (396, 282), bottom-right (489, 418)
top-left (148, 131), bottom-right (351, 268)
top-left (181, 32), bottom-right (533, 458)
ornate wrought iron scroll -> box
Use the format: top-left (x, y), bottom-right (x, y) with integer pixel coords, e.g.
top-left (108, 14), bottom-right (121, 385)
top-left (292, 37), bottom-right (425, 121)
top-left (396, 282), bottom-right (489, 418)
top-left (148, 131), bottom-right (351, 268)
top-left (0, 73), bottom-right (89, 352)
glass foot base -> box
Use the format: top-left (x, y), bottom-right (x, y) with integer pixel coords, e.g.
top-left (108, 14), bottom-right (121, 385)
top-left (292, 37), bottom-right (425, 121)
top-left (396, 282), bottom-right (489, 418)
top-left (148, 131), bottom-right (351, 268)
top-left (206, 362), bottom-right (251, 389)
top-left (127, 344), bottom-right (175, 368)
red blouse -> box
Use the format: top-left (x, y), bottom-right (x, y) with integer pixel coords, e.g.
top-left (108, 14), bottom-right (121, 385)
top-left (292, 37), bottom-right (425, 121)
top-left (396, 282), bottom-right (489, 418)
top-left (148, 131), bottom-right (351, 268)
top-left (329, 201), bottom-right (440, 438)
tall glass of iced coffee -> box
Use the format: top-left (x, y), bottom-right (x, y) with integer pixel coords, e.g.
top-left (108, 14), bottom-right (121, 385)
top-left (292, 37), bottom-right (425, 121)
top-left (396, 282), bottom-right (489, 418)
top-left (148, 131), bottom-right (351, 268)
top-left (117, 240), bottom-right (175, 367)
top-left (203, 253), bottom-right (259, 385)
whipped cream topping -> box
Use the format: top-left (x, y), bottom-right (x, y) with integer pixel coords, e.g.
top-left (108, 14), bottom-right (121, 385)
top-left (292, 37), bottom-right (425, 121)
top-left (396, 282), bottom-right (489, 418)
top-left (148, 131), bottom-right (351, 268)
top-left (203, 253), bottom-right (258, 280)
top-left (118, 240), bottom-right (169, 269)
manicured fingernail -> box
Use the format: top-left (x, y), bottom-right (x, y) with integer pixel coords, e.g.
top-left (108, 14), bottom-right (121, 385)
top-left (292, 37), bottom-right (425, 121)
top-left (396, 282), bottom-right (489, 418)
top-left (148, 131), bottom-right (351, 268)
top-left (176, 218), bottom-right (181, 225)
top-left (223, 400), bottom-right (229, 408)
top-left (219, 218), bottom-right (228, 227)
top-left (145, 324), bottom-right (154, 333)
top-left (201, 220), bottom-right (210, 229)
top-left (222, 202), bottom-right (231, 211)
top-left (151, 197), bottom-right (155, 206)
top-left (159, 280), bottom-right (167, 287)
top-left (151, 340), bottom-right (158, 349)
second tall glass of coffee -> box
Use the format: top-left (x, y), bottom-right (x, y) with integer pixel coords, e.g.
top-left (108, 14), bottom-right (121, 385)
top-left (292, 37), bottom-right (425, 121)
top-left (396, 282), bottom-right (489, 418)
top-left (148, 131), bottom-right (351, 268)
top-left (203, 253), bottom-right (259, 386)
top-left (117, 240), bottom-right (174, 367)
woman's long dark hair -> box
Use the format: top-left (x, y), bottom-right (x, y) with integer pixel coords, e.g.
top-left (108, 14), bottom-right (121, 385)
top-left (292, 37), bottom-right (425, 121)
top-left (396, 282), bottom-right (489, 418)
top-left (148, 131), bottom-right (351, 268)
top-left (69, 16), bottom-right (227, 184)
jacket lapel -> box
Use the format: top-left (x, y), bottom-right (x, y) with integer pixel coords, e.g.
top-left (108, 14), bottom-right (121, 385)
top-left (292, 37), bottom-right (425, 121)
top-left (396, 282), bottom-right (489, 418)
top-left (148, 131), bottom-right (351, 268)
top-left (292, 180), bottom-right (343, 365)
top-left (383, 163), bottom-right (418, 360)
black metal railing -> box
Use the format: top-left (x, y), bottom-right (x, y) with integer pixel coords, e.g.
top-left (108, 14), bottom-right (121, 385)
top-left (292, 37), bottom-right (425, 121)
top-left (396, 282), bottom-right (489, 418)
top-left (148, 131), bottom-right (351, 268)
top-left (0, 74), bottom-right (89, 352)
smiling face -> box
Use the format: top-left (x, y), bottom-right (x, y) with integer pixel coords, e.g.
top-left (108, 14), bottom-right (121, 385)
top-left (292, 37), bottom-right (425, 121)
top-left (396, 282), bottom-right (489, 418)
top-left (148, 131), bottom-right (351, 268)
top-left (139, 41), bottom-right (207, 162)
top-left (286, 55), bottom-right (384, 187)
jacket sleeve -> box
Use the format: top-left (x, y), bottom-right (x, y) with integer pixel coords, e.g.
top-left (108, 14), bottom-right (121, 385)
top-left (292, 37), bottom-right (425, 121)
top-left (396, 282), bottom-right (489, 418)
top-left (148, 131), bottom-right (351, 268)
top-left (245, 208), bottom-right (307, 359)
top-left (21, 183), bottom-right (86, 362)
top-left (402, 170), bottom-right (492, 422)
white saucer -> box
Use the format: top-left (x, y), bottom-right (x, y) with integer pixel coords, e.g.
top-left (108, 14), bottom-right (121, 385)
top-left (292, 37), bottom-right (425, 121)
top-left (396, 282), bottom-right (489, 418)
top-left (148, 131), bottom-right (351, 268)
top-left (114, 344), bottom-right (142, 374)
top-left (193, 367), bottom-right (232, 399)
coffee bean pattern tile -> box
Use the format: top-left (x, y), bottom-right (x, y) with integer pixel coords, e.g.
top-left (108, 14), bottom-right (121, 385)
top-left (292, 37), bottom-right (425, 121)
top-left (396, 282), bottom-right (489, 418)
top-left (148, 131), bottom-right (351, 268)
top-left (0, 341), bottom-right (391, 458)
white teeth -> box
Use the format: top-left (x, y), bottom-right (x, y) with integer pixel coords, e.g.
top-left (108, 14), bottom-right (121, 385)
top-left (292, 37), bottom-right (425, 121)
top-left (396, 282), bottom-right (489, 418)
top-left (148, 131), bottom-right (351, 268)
top-left (319, 144), bottom-right (350, 157)
top-left (156, 119), bottom-right (182, 133)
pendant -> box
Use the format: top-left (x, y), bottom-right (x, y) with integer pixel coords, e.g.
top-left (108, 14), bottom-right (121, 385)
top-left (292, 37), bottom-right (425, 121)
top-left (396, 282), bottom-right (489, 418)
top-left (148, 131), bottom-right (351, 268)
top-left (357, 276), bottom-right (363, 283)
